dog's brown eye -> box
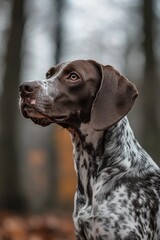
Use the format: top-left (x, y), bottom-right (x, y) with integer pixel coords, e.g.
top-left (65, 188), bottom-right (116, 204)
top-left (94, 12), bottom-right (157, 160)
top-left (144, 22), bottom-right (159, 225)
top-left (69, 73), bottom-right (79, 81)
top-left (46, 72), bottom-right (51, 79)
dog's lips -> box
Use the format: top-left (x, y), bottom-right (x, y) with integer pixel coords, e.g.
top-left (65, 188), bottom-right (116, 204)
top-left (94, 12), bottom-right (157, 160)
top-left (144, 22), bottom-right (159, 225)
top-left (23, 106), bottom-right (67, 123)
top-left (20, 96), bottom-right (69, 127)
top-left (21, 106), bottom-right (53, 127)
top-left (20, 98), bottom-right (68, 126)
top-left (20, 97), bottom-right (36, 106)
top-left (20, 97), bottom-right (52, 125)
top-left (23, 107), bottom-right (46, 119)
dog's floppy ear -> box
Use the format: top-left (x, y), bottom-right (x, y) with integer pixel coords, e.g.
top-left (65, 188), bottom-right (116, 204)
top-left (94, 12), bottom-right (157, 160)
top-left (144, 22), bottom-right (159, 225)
top-left (91, 65), bottom-right (138, 130)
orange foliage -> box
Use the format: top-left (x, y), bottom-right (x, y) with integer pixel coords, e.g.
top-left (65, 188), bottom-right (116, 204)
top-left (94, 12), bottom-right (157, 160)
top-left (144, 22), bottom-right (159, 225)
top-left (54, 127), bottom-right (76, 204)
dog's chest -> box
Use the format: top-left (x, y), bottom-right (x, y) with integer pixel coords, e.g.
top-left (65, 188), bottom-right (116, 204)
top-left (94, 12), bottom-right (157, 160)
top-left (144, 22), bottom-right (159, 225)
top-left (73, 143), bottom-right (95, 199)
top-left (72, 145), bottom-right (160, 240)
top-left (73, 177), bottom-right (160, 240)
top-left (70, 122), bottom-right (160, 239)
top-left (72, 145), bottom-right (121, 238)
top-left (72, 147), bottom-right (101, 238)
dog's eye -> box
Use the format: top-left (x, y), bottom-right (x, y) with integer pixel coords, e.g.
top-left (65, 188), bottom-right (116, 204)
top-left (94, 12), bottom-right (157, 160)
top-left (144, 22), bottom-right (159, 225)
top-left (69, 73), bottom-right (79, 81)
top-left (46, 72), bottom-right (51, 79)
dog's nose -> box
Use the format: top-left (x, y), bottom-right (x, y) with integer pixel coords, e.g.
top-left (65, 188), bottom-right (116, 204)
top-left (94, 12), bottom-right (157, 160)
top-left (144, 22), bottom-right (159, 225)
top-left (19, 81), bottom-right (39, 95)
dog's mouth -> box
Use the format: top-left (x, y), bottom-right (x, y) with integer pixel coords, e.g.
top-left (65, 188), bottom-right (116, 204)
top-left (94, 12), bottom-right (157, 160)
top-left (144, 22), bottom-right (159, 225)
top-left (21, 104), bottom-right (52, 126)
top-left (20, 99), bottom-right (68, 127)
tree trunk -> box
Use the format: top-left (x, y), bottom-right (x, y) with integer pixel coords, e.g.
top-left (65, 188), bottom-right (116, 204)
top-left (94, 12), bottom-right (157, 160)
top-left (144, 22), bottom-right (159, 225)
top-left (0, 0), bottom-right (25, 210)
top-left (142, 0), bottom-right (160, 163)
top-left (54, 0), bottom-right (65, 64)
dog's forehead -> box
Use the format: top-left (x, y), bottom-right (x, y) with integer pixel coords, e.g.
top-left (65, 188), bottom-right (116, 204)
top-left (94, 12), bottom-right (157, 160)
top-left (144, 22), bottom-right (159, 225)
top-left (66, 60), bottom-right (98, 73)
top-left (46, 60), bottom-right (99, 78)
top-left (46, 62), bottom-right (69, 76)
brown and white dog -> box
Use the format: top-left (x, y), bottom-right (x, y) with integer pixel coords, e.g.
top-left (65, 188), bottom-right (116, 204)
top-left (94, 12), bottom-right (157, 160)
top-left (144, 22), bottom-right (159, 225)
top-left (19, 60), bottom-right (160, 240)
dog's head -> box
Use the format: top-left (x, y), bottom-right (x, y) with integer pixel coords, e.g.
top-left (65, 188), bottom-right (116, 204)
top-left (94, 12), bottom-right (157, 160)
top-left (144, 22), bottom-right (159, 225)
top-left (19, 60), bottom-right (138, 130)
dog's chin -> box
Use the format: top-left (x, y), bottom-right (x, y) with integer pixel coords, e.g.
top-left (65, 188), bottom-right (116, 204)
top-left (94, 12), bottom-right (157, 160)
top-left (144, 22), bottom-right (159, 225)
top-left (21, 106), bottom-right (53, 127)
top-left (29, 115), bottom-right (69, 128)
top-left (30, 117), bottom-right (52, 127)
top-left (20, 105), bottom-right (70, 127)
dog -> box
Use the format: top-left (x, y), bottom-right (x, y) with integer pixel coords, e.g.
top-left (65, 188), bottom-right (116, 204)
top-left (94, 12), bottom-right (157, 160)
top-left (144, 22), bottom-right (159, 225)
top-left (19, 60), bottom-right (160, 240)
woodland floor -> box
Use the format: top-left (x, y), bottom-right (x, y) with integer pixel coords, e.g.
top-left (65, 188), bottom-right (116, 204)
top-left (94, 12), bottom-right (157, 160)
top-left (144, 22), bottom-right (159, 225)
top-left (0, 212), bottom-right (75, 240)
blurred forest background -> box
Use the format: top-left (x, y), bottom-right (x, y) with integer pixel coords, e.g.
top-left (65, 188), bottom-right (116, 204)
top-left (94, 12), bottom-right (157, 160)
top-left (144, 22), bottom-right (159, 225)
top-left (0, 0), bottom-right (160, 239)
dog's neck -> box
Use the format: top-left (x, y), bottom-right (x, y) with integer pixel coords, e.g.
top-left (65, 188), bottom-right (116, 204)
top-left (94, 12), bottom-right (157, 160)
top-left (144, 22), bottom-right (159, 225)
top-left (69, 116), bottom-right (159, 204)
top-left (69, 116), bottom-right (158, 178)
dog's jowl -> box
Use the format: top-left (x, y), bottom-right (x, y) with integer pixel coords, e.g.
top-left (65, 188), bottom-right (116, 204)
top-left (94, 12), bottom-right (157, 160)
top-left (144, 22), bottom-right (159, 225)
top-left (19, 60), bottom-right (160, 240)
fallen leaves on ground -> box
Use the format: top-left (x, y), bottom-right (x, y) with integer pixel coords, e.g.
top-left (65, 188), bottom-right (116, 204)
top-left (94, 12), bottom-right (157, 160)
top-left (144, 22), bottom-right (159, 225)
top-left (0, 212), bottom-right (75, 240)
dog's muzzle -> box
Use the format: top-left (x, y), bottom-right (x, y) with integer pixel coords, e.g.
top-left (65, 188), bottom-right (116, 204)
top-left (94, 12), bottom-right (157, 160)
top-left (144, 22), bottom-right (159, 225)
top-left (19, 81), bottom-right (53, 126)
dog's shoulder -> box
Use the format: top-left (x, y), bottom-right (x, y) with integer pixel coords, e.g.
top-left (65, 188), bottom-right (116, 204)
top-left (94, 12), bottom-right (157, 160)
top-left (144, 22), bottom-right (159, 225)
top-left (117, 170), bottom-right (160, 206)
